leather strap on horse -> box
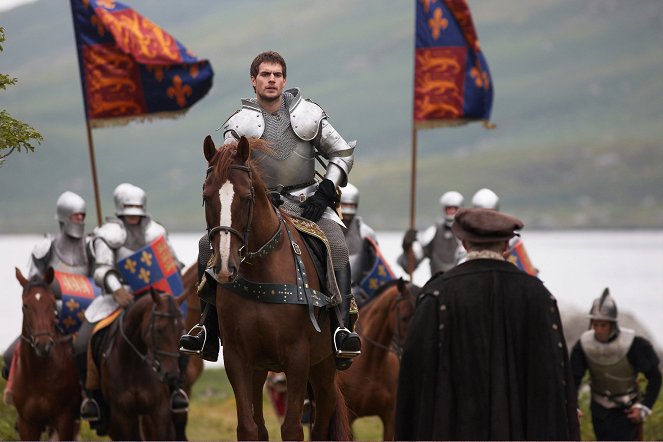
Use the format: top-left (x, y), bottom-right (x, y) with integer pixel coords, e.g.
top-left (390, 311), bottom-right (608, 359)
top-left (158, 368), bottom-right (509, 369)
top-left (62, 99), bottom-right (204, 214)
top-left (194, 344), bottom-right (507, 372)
top-left (218, 219), bottom-right (331, 332)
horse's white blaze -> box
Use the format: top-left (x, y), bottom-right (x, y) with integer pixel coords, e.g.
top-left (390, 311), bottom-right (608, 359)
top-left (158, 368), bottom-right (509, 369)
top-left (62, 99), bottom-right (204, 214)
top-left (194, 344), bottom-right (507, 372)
top-left (218, 180), bottom-right (234, 271)
top-left (35, 292), bottom-right (41, 301)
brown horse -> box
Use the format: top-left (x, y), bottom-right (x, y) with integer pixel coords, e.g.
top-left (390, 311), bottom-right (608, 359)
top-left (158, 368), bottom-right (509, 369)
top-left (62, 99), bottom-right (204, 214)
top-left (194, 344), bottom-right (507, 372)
top-left (12, 267), bottom-right (81, 440)
top-left (202, 135), bottom-right (351, 441)
top-left (97, 289), bottom-right (186, 440)
top-left (338, 278), bottom-right (417, 440)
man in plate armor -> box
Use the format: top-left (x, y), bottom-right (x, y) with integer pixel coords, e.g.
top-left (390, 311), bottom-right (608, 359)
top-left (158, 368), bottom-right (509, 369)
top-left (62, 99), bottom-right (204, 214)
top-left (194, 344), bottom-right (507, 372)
top-left (341, 183), bottom-right (394, 307)
top-left (179, 50), bottom-right (361, 370)
top-left (76, 183), bottom-right (189, 426)
top-left (470, 187), bottom-right (539, 276)
top-left (398, 190), bottom-right (465, 276)
top-left (570, 289), bottom-right (661, 440)
top-left (2, 191), bottom-right (93, 398)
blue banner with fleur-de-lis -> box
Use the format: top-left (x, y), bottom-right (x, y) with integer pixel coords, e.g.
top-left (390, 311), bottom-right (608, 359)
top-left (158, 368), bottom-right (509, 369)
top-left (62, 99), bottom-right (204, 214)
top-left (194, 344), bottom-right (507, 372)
top-left (117, 236), bottom-right (184, 298)
top-left (70, 0), bottom-right (213, 127)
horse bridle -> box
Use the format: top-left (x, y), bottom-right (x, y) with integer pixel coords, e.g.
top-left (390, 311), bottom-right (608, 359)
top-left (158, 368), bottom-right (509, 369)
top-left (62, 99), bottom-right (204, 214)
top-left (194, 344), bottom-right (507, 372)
top-left (118, 295), bottom-right (182, 383)
top-left (204, 164), bottom-right (283, 265)
top-left (357, 288), bottom-right (415, 360)
top-left (21, 289), bottom-right (72, 348)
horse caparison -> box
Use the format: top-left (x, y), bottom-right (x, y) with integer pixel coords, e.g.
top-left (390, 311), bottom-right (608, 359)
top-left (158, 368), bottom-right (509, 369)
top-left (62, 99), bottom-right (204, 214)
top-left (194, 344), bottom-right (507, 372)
top-left (202, 135), bottom-right (351, 441)
top-left (97, 289), bottom-right (186, 440)
top-left (12, 267), bottom-right (81, 440)
top-left (338, 278), bottom-right (418, 440)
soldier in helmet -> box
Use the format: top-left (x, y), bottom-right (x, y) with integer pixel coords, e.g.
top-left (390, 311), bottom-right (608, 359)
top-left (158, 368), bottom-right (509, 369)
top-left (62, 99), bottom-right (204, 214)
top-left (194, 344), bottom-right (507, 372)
top-left (470, 187), bottom-right (539, 276)
top-left (570, 289), bottom-right (661, 440)
top-left (398, 190), bottom-right (465, 276)
top-left (179, 50), bottom-right (361, 370)
top-left (75, 183), bottom-right (189, 429)
top-left (471, 187), bottom-right (500, 210)
top-left (341, 183), bottom-right (394, 307)
top-left (2, 191), bottom-right (93, 392)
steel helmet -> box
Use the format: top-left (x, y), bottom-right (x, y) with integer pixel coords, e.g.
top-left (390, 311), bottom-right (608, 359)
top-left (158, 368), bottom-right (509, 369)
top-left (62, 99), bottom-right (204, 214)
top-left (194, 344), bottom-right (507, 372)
top-left (439, 191), bottom-right (464, 222)
top-left (471, 188), bottom-right (500, 210)
top-left (588, 288), bottom-right (618, 322)
top-left (113, 183), bottom-right (147, 217)
top-left (55, 191), bottom-right (86, 239)
top-left (340, 183), bottom-right (359, 216)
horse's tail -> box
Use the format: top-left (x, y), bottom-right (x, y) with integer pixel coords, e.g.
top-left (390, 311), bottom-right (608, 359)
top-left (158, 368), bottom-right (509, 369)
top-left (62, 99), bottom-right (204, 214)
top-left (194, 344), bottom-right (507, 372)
top-left (327, 379), bottom-right (352, 441)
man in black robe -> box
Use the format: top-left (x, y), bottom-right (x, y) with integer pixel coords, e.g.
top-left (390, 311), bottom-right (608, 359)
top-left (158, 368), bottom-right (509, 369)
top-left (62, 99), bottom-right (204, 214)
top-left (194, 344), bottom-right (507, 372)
top-left (395, 208), bottom-right (580, 440)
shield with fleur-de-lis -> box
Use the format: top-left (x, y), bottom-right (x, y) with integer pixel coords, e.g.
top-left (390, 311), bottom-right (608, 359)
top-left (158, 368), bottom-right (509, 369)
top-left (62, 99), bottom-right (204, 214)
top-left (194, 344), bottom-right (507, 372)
top-left (52, 271), bottom-right (102, 335)
top-left (116, 235), bottom-right (184, 298)
top-left (359, 237), bottom-right (396, 301)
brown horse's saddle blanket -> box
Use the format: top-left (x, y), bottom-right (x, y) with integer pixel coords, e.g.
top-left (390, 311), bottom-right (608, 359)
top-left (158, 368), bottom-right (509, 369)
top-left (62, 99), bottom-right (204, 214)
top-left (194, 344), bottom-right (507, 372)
top-left (289, 215), bottom-right (341, 305)
top-left (92, 307), bottom-right (122, 335)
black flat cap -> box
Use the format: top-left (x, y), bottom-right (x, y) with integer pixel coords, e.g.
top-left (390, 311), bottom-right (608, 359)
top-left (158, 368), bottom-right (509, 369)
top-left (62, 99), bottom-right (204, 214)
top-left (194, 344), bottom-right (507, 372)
top-left (451, 208), bottom-right (524, 243)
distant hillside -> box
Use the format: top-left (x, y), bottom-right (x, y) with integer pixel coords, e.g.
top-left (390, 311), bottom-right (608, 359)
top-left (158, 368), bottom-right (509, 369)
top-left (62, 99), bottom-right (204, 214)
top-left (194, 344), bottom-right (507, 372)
top-left (1, 0), bottom-right (663, 232)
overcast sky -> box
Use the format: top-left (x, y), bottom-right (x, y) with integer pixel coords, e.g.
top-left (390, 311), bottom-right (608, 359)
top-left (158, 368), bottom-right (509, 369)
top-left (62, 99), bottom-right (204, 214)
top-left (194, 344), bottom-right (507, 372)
top-left (0, 0), bottom-right (38, 13)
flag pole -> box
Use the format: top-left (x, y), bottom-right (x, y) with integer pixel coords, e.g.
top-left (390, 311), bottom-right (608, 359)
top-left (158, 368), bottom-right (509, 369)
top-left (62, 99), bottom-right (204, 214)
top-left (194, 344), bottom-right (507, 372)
top-left (84, 120), bottom-right (103, 226)
top-left (407, 125), bottom-right (418, 281)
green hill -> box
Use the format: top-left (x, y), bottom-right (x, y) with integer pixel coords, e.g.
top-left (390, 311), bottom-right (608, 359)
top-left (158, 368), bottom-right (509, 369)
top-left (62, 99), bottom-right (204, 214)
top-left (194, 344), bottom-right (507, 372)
top-left (1, 0), bottom-right (663, 232)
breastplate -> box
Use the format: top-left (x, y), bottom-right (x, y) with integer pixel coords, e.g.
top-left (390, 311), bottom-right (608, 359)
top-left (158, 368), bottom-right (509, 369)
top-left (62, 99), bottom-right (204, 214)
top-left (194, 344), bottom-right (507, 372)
top-left (429, 225), bottom-right (459, 274)
top-left (258, 105), bottom-right (316, 189)
top-left (580, 329), bottom-right (638, 407)
top-left (345, 219), bottom-right (370, 285)
top-left (50, 235), bottom-right (89, 275)
top-left (115, 220), bottom-right (164, 262)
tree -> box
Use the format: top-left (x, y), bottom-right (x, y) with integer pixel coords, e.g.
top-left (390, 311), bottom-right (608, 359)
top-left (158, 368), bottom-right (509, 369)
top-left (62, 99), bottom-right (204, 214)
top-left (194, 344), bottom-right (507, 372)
top-left (0, 27), bottom-right (43, 165)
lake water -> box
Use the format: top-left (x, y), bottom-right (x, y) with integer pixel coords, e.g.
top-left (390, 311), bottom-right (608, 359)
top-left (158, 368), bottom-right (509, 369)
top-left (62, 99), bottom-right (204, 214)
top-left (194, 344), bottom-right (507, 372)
top-left (2, 230), bottom-right (662, 368)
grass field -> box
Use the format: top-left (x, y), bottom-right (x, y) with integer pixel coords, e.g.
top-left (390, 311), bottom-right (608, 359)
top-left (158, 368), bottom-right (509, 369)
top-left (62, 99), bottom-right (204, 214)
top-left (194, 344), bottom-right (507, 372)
top-left (1, 367), bottom-right (661, 440)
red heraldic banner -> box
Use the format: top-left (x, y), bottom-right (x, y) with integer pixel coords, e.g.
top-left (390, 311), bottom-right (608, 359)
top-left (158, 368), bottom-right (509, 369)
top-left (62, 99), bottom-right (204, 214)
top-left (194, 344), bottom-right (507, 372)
top-left (70, 0), bottom-right (213, 127)
top-left (414, 0), bottom-right (493, 128)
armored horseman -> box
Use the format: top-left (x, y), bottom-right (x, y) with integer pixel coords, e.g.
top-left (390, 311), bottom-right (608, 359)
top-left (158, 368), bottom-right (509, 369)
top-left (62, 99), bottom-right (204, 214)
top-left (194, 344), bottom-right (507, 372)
top-left (2, 191), bottom-right (95, 400)
top-left (76, 183), bottom-right (189, 428)
top-left (470, 187), bottom-right (539, 276)
top-left (179, 50), bottom-right (361, 370)
top-left (398, 190), bottom-right (465, 276)
top-left (570, 289), bottom-right (661, 440)
top-left (341, 183), bottom-right (394, 307)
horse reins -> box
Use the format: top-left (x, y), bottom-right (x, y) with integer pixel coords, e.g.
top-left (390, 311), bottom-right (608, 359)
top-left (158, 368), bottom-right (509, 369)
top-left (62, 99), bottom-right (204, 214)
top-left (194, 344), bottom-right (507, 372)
top-left (21, 291), bottom-right (72, 348)
top-left (205, 164), bottom-right (283, 265)
top-left (118, 295), bottom-right (181, 382)
top-left (356, 290), bottom-right (414, 360)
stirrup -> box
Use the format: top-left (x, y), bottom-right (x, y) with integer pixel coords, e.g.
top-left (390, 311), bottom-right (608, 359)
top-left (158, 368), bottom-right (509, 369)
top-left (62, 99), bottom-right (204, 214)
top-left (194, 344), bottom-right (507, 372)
top-left (170, 388), bottom-right (189, 414)
top-left (333, 327), bottom-right (361, 358)
top-left (179, 324), bottom-right (206, 356)
top-left (80, 397), bottom-right (101, 422)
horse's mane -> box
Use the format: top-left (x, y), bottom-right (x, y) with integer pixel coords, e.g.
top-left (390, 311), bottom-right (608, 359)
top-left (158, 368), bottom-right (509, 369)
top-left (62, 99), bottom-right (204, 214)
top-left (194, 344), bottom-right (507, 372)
top-left (361, 280), bottom-right (421, 314)
top-left (24, 275), bottom-right (51, 293)
top-left (209, 138), bottom-right (273, 195)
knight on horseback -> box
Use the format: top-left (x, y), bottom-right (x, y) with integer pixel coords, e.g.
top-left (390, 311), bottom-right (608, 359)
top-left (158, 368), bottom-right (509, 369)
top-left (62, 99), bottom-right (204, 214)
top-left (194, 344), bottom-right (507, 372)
top-left (341, 183), bottom-right (394, 307)
top-left (179, 50), bottom-right (361, 370)
top-left (75, 183), bottom-right (189, 428)
top-left (2, 191), bottom-right (93, 400)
